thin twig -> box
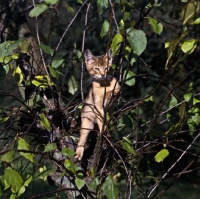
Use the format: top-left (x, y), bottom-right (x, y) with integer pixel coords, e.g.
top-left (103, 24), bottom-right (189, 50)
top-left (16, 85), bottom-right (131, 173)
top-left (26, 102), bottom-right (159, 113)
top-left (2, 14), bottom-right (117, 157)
top-left (81, 3), bottom-right (91, 101)
top-left (32, 0), bottom-right (51, 81)
top-left (50, 0), bottom-right (88, 63)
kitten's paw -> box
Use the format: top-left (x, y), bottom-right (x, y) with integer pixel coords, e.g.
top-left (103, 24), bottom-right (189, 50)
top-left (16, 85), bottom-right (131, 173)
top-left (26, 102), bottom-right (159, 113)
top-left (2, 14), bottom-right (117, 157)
top-left (75, 146), bottom-right (84, 161)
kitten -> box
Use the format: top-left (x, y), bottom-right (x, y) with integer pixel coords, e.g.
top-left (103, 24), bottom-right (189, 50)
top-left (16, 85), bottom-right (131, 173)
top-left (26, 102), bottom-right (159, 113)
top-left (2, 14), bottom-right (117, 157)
top-left (75, 49), bottom-right (120, 160)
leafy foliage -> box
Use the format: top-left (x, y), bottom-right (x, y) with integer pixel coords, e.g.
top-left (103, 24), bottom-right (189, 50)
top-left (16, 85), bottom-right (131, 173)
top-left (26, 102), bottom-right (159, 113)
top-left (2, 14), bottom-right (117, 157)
top-left (0, 0), bottom-right (200, 198)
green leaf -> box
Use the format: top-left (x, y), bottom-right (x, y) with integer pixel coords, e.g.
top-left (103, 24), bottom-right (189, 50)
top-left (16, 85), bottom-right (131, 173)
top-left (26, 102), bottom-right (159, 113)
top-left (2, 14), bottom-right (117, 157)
top-left (77, 0), bottom-right (83, 4)
top-left (100, 20), bottom-right (109, 38)
top-left (29, 4), bottom-right (48, 17)
top-left (165, 36), bottom-right (184, 69)
top-left (184, 93), bottom-right (192, 102)
top-left (4, 170), bottom-right (23, 193)
top-left (64, 159), bottom-right (76, 174)
top-left (36, 169), bottom-right (56, 178)
top-left (193, 97), bottom-right (200, 105)
top-left (65, 3), bottom-right (74, 13)
top-left (123, 70), bottom-right (136, 86)
top-left (191, 115), bottom-right (200, 125)
top-left (75, 173), bottom-right (85, 190)
top-left (169, 95), bottom-right (178, 108)
top-left (1, 150), bottom-right (15, 163)
top-left (181, 39), bottom-right (196, 53)
top-left (61, 147), bottom-right (75, 158)
top-left (12, 66), bottom-right (24, 84)
top-left (127, 29), bottom-right (147, 55)
top-left (52, 59), bottom-right (65, 68)
top-left (182, 1), bottom-right (200, 25)
top-left (111, 33), bottom-right (123, 55)
top-left (40, 113), bottom-right (51, 131)
top-left (18, 138), bottom-right (34, 162)
top-left (48, 66), bottom-right (60, 79)
top-left (9, 193), bottom-right (17, 199)
top-left (18, 186), bottom-right (25, 197)
top-left (102, 175), bottom-right (119, 199)
top-left (24, 175), bottom-right (33, 187)
top-left (123, 12), bottom-right (130, 21)
top-left (68, 75), bottom-right (79, 95)
top-left (147, 17), bottom-right (163, 35)
top-left (0, 56), bottom-right (11, 64)
top-left (39, 44), bottom-right (54, 56)
top-left (44, 143), bottom-right (57, 152)
top-left (97, 0), bottom-right (108, 15)
top-left (44, 0), bottom-right (59, 4)
top-left (121, 141), bottom-right (137, 155)
top-left (193, 17), bottom-right (200, 24)
top-left (154, 149), bottom-right (169, 163)
top-left (32, 75), bottom-right (50, 88)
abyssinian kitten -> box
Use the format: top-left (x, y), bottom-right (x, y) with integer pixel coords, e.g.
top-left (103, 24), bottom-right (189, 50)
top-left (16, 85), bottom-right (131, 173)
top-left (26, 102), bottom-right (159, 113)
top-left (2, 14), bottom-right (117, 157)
top-left (75, 49), bottom-right (120, 161)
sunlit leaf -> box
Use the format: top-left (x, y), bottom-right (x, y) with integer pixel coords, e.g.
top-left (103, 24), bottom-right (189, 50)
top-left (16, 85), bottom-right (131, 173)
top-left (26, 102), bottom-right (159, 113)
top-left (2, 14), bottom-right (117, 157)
top-left (40, 113), bottom-right (51, 131)
top-left (18, 186), bottom-right (25, 197)
top-left (75, 173), bottom-right (85, 190)
top-left (111, 33), bottom-right (123, 55)
top-left (17, 138), bottom-right (35, 162)
top-left (24, 175), bottom-right (32, 187)
top-left (123, 70), bottom-right (136, 86)
top-left (154, 149), bottom-right (169, 163)
top-left (127, 29), bottom-right (147, 55)
top-left (18, 138), bottom-right (34, 162)
top-left (181, 39), bottom-right (196, 53)
top-left (1, 150), bottom-right (15, 163)
top-left (147, 17), bottom-right (163, 35)
top-left (193, 97), bottom-right (200, 105)
top-left (68, 75), bottom-right (79, 95)
top-left (164, 42), bottom-right (170, 48)
top-left (29, 4), bottom-right (48, 17)
top-left (13, 66), bottom-right (24, 84)
top-left (44, 143), bottom-right (56, 152)
top-left (102, 175), bottom-right (119, 199)
top-left (100, 20), bottom-right (109, 38)
top-left (193, 17), bottom-right (200, 24)
top-left (4, 170), bottom-right (23, 193)
top-left (32, 75), bottom-right (50, 88)
top-left (184, 93), bottom-right (192, 102)
top-left (169, 95), bottom-right (178, 108)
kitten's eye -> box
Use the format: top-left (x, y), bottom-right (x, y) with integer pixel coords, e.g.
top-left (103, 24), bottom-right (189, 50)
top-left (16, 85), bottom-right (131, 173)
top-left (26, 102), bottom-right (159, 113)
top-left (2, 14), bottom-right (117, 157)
top-left (104, 67), bottom-right (108, 71)
top-left (94, 67), bottom-right (100, 71)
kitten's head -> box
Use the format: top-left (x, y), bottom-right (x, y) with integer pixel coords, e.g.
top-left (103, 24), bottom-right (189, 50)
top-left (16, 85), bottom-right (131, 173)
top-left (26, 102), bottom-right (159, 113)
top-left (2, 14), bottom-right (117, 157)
top-left (84, 49), bottom-right (112, 80)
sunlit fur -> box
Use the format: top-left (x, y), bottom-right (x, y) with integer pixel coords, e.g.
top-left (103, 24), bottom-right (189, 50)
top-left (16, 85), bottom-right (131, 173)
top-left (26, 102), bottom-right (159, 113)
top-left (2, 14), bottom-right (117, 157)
top-left (75, 49), bottom-right (120, 161)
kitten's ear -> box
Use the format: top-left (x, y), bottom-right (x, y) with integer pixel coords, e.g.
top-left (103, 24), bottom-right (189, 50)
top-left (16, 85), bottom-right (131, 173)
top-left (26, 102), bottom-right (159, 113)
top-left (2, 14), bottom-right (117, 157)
top-left (84, 49), bottom-right (94, 64)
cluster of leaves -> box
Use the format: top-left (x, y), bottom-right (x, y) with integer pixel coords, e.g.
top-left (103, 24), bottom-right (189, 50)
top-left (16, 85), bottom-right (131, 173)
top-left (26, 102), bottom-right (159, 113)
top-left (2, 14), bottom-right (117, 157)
top-left (0, 0), bottom-right (200, 198)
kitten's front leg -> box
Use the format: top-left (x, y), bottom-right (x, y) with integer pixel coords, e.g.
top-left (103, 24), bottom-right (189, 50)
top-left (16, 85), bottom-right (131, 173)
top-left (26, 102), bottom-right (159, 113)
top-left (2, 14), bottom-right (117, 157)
top-left (75, 114), bottom-right (94, 161)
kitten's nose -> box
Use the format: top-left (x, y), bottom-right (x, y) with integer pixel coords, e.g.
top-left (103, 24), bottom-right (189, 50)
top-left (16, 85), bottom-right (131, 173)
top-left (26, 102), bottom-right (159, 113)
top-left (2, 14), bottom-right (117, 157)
top-left (101, 75), bottom-right (105, 78)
